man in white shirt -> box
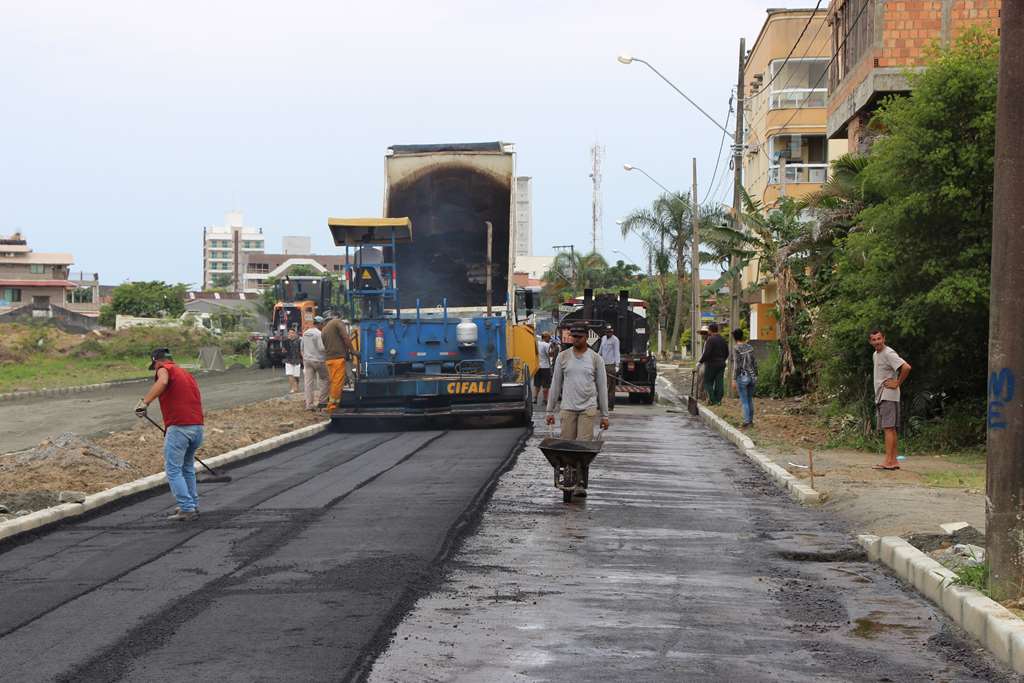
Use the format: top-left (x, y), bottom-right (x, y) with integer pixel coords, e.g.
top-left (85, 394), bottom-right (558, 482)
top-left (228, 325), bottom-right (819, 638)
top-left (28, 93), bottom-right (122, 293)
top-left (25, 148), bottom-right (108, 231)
top-left (535, 332), bottom-right (554, 405)
top-left (870, 329), bottom-right (911, 471)
top-left (598, 325), bottom-right (621, 411)
top-left (545, 326), bottom-right (609, 496)
top-left (301, 316), bottom-right (329, 411)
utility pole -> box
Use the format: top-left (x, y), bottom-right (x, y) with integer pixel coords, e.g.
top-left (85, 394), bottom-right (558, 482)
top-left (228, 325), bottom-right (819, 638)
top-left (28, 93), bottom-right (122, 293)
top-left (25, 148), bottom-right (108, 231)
top-left (986, 2), bottom-right (1024, 600)
top-left (691, 158), bottom-right (702, 361)
top-left (727, 37), bottom-right (746, 397)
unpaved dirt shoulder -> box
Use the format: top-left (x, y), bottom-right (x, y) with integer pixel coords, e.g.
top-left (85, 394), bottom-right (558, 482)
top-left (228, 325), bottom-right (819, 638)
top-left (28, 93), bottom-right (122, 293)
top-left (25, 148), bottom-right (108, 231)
top-left (657, 366), bottom-right (985, 537)
top-left (0, 395), bottom-right (323, 513)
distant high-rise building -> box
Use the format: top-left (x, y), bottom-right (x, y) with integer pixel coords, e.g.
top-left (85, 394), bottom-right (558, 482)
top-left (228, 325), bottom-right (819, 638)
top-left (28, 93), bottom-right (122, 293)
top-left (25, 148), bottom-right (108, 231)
top-left (202, 212), bottom-right (265, 292)
top-left (513, 176), bottom-right (533, 258)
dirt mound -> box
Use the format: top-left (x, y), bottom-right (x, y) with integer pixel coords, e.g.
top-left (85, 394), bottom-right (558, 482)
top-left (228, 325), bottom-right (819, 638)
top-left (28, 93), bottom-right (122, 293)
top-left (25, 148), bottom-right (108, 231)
top-left (0, 432), bottom-right (143, 494)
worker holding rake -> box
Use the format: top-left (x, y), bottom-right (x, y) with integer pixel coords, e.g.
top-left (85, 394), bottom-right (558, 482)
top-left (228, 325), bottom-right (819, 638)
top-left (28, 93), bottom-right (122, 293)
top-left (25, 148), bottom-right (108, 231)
top-left (135, 348), bottom-right (205, 521)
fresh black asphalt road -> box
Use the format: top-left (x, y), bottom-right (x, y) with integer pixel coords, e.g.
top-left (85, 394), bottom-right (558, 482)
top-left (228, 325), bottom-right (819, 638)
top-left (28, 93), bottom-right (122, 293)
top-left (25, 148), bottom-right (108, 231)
top-left (1, 368), bottom-right (285, 452)
top-left (1, 403), bottom-right (1017, 682)
top-left (370, 406), bottom-right (1018, 681)
top-left (0, 426), bottom-right (526, 682)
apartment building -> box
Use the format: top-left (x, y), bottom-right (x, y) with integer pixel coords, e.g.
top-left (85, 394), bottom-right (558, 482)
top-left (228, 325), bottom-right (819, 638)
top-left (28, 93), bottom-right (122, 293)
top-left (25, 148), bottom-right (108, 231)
top-left (0, 233), bottom-right (75, 312)
top-left (827, 0), bottom-right (1002, 153)
top-left (740, 8), bottom-right (847, 337)
top-left (203, 214), bottom-right (350, 293)
top-left (202, 212), bottom-right (266, 291)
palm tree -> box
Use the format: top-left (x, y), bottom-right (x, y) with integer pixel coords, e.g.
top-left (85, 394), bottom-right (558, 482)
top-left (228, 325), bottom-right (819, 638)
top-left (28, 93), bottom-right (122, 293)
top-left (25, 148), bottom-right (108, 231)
top-left (620, 193), bottom-right (694, 354)
top-left (802, 153), bottom-right (871, 238)
top-left (739, 193), bottom-right (818, 388)
top-left (540, 251), bottom-right (609, 307)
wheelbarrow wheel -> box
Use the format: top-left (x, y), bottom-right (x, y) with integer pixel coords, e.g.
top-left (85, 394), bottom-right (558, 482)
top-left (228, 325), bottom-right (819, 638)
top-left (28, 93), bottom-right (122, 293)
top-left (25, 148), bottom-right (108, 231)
top-left (563, 487), bottom-right (573, 503)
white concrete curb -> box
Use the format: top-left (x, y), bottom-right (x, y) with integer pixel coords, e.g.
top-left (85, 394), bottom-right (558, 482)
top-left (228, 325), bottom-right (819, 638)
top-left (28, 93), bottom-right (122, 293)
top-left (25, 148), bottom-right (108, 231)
top-left (697, 404), bottom-right (825, 505)
top-left (858, 534), bottom-right (1024, 673)
top-left (0, 421), bottom-right (330, 543)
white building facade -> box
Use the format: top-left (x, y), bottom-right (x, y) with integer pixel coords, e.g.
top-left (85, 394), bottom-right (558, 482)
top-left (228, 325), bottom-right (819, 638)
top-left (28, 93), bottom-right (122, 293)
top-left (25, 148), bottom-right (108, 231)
top-left (202, 212), bottom-right (265, 291)
top-left (513, 176), bottom-right (532, 258)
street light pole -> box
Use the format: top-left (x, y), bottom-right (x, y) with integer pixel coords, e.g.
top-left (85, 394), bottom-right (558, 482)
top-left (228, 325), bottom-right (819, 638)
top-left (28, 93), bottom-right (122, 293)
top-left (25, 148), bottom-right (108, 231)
top-left (986, 2), bottom-right (1024, 600)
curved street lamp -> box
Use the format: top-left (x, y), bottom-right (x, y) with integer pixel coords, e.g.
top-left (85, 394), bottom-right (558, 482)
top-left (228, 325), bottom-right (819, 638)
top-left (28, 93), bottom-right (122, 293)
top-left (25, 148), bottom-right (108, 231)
top-left (617, 55), bottom-right (734, 140)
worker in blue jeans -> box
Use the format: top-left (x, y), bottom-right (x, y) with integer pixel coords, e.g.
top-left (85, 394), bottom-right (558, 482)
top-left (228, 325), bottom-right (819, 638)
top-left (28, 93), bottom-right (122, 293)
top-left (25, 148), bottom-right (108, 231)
top-left (731, 328), bottom-right (758, 428)
top-left (135, 348), bottom-right (206, 521)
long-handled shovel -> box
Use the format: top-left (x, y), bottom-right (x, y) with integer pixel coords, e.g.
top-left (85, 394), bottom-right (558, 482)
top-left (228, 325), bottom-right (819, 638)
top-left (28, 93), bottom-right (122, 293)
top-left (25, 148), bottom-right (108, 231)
top-left (142, 414), bottom-right (233, 483)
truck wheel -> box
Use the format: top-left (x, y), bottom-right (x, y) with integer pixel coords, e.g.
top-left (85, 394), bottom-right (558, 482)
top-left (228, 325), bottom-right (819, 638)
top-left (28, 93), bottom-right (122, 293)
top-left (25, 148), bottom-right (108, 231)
top-left (563, 488), bottom-right (573, 504)
top-left (642, 388), bottom-right (657, 405)
top-left (255, 341), bottom-right (271, 369)
top-left (518, 368), bottom-right (534, 426)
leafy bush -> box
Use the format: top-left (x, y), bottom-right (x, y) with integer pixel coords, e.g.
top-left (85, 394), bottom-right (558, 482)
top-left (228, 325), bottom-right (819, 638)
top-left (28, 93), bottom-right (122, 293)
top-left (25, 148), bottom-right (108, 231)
top-left (109, 281), bottom-right (189, 319)
top-left (98, 304), bottom-right (115, 328)
top-left (70, 338), bottom-right (105, 359)
top-left (101, 326), bottom-right (216, 360)
top-left (812, 30), bottom-right (998, 407)
top-left (903, 400), bottom-right (986, 452)
top-left (755, 345), bottom-right (785, 398)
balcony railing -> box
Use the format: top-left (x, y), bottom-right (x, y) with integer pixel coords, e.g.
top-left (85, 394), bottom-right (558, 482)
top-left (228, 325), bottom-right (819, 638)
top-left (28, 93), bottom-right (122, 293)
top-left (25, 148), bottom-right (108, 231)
top-left (769, 164), bottom-right (828, 185)
top-left (769, 89), bottom-right (827, 110)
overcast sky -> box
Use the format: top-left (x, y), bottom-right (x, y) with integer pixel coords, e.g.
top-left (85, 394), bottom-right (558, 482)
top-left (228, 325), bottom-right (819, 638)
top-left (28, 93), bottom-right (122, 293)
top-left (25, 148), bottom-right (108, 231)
top-left (1, 0), bottom-right (813, 285)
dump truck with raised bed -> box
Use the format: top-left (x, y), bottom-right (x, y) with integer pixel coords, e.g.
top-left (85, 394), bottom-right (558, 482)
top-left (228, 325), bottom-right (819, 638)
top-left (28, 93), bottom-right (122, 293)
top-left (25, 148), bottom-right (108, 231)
top-left (326, 142), bottom-right (538, 425)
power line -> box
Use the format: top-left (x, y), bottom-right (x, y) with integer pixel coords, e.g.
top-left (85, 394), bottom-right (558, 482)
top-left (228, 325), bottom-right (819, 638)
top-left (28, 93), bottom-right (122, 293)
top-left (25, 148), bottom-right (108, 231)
top-left (743, 0), bottom-right (869, 176)
top-left (747, 1), bottom-right (824, 101)
top-left (702, 92), bottom-right (734, 204)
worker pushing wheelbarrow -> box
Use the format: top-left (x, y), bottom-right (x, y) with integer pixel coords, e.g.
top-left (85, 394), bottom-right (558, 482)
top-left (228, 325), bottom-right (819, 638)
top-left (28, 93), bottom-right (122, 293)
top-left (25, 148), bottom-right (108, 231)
top-left (543, 325), bottom-right (610, 502)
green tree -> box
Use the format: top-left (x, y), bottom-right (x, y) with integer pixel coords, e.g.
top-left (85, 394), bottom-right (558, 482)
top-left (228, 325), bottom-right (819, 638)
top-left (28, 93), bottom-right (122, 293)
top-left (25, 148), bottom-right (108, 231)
top-left (208, 273), bottom-right (234, 290)
top-left (540, 251), bottom-right (609, 307)
top-left (814, 29), bottom-right (998, 404)
top-left (620, 193), bottom-right (695, 353)
top-left (108, 281), bottom-right (188, 319)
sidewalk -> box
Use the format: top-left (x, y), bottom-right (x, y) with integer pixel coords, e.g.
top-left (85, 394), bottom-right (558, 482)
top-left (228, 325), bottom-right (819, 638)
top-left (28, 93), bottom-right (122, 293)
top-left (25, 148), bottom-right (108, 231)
top-left (658, 366), bottom-right (985, 537)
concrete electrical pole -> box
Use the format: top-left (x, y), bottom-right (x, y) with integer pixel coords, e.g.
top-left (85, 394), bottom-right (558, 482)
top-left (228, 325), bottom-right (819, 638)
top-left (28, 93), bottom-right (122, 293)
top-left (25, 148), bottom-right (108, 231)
top-left (691, 158), bottom-right (702, 361)
top-left (986, 2), bottom-right (1024, 599)
top-left (727, 37), bottom-right (746, 397)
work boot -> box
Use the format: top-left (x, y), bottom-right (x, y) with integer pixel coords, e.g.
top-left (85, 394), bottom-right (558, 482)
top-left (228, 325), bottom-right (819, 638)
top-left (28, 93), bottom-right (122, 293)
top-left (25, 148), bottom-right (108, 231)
top-left (167, 510), bottom-right (198, 522)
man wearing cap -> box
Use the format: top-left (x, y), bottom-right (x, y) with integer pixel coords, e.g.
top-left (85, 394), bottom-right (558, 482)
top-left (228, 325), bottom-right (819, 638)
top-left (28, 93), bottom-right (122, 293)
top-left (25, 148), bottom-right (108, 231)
top-left (546, 326), bottom-right (609, 495)
top-left (134, 349), bottom-right (204, 521)
top-left (597, 324), bottom-right (621, 411)
top-left (321, 312), bottom-right (356, 411)
top-left (302, 316), bottom-right (329, 411)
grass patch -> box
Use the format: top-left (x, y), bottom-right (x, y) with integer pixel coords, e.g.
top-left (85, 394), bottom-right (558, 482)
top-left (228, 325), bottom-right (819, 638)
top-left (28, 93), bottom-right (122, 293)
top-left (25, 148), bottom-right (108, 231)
top-left (948, 561), bottom-right (989, 595)
top-left (0, 352), bottom-right (254, 393)
top-left (0, 355), bottom-right (151, 393)
top-left (922, 470), bottom-right (986, 490)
